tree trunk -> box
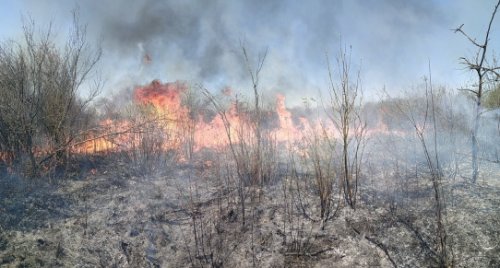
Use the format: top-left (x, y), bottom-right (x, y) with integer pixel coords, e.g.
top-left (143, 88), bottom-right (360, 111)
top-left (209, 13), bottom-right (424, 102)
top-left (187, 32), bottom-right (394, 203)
top-left (471, 100), bottom-right (480, 183)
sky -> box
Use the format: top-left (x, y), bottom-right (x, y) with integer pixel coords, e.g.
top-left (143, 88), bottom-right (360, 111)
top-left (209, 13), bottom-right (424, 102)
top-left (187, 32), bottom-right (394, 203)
top-left (0, 0), bottom-right (499, 105)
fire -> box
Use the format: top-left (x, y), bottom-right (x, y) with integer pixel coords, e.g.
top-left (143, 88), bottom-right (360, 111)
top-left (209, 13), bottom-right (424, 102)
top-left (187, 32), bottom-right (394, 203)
top-left (275, 94), bottom-right (311, 143)
top-left (0, 78), bottom-right (440, 177)
top-left (73, 119), bottom-right (135, 154)
top-left (75, 81), bottom-right (193, 155)
top-left (72, 80), bottom-right (409, 158)
top-left (134, 80), bottom-right (187, 117)
top-left (194, 108), bottom-right (234, 150)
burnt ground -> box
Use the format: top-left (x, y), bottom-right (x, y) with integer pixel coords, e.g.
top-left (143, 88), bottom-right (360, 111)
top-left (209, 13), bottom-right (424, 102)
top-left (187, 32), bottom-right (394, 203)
top-left (0, 155), bottom-right (499, 267)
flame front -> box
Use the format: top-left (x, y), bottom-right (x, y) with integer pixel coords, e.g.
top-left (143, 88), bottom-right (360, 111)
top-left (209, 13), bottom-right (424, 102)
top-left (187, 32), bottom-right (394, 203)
top-left (72, 80), bottom-right (407, 158)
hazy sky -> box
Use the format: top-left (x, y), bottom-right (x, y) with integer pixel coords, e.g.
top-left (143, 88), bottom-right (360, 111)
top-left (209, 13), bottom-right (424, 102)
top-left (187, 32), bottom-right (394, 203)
top-left (1, 0), bottom-right (499, 105)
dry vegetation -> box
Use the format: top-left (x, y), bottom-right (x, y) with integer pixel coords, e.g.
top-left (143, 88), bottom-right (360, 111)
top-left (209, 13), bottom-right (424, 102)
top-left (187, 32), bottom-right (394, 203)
top-left (1, 4), bottom-right (500, 268)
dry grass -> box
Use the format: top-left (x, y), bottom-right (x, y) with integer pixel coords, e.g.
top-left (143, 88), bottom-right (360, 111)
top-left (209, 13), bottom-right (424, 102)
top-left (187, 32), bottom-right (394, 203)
top-left (0, 153), bottom-right (498, 267)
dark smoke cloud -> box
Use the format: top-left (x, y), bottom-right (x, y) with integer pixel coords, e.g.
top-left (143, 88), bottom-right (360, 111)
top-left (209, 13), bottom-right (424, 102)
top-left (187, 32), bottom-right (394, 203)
top-left (15, 0), bottom-right (500, 104)
top-left (72, 0), bottom-right (346, 99)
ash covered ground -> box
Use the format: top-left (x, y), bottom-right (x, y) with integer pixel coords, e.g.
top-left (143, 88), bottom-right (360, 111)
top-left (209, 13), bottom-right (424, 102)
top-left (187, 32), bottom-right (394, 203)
top-left (0, 151), bottom-right (499, 268)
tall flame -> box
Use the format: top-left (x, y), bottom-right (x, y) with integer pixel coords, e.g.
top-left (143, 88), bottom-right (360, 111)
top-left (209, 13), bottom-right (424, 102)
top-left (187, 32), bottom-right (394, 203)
top-left (73, 80), bottom-right (409, 158)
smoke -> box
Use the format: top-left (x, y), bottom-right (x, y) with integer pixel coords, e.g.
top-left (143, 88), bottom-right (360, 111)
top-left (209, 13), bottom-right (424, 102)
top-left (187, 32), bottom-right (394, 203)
top-left (14, 0), bottom-right (500, 104)
top-left (83, 0), bottom-right (344, 95)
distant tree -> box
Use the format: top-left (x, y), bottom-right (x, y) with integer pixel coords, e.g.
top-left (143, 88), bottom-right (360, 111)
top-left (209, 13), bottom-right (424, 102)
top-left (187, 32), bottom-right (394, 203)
top-left (454, 0), bottom-right (500, 182)
top-left (484, 83), bottom-right (500, 109)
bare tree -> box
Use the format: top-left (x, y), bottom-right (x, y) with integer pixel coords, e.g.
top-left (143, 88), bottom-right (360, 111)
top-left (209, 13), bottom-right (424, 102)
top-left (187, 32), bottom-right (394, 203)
top-left (454, 0), bottom-right (500, 182)
top-left (326, 46), bottom-right (367, 209)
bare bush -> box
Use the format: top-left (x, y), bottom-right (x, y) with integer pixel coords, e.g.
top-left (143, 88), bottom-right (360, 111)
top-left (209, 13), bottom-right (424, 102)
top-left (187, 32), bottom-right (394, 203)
top-left (127, 106), bottom-right (174, 174)
top-left (0, 11), bottom-right (101, 176)
top-left (202, 46), bottom-right (277, 230)
top-left (181, 84), bottom-right (203, 161)
top-left (388, 72), bottom-right (452, 267)
top-left (326, 46), bottom-right (367, 209)
top-left (290, 126), bottom-right (339, 229)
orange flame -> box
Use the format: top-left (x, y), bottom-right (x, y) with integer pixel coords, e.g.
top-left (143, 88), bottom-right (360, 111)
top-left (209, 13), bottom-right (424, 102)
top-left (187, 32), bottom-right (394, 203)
top-left (72, 80), bottom-right (410, 159)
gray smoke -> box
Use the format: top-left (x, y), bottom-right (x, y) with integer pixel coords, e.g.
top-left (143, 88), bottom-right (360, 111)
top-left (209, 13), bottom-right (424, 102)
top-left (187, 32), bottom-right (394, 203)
top-left (15, 0), bottom-right (500, 104)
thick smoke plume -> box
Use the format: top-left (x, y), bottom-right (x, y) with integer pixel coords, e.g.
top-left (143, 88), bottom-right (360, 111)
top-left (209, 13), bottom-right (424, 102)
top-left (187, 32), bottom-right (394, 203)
top-left (18, 0), bottom-right (498, 103)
